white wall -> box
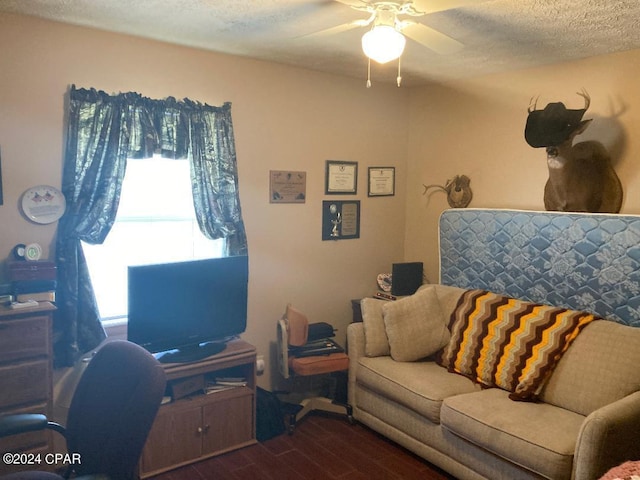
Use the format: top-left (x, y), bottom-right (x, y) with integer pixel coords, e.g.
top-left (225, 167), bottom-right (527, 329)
top-left (4, 12), bottom-right (639, 388)
top-left (405, 49), bottom-right (640, 283)
top-left (0, 13), bottom-right (410, 387)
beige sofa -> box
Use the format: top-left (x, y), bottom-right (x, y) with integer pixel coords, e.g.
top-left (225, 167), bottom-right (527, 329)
top-left (347, 284), bottom-right (640, 480)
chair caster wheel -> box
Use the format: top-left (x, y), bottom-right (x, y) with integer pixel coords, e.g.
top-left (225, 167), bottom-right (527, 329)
top-left (345, 404), bottom-right (355, 425)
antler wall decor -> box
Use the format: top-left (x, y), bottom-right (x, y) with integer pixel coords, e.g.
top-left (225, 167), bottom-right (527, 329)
top-left (524, 90), bottom-right (623, 213)
top-left (422, 175), bottom-right (472, 208)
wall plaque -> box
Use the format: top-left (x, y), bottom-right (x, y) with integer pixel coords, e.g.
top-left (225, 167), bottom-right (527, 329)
top-left (322, 200), bottom-right (360, 240)
top-left (270, 170), bottom-right (306, 203)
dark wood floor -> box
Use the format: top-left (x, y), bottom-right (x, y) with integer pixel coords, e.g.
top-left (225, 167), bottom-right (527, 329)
top-left (150, 413), bottom-right (456, 480)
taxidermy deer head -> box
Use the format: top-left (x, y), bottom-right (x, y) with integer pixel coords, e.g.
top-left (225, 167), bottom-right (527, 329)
top-left (525, 90), bottom-right (623, 213)
top-left (423, 175), bottom-right (472, 208)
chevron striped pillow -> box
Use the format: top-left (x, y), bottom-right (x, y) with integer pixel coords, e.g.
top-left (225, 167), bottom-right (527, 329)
top-left (437, 289), bottom-right (600, 401)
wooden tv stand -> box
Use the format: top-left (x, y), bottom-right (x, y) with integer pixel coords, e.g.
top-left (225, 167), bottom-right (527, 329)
top-left (139, 339), bottom-right (257, 478)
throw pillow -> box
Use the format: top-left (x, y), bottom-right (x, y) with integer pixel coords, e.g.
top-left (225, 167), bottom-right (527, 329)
top-left (382, 286), bottom-right (451, 362)
top-left (361, 297), bottom-right (390, 357)
top-left (438, 289), bottom-right (599, 401)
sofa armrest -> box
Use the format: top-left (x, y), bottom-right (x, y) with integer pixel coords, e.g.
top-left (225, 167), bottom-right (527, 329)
top-left (573, 390), bottom-right (640, 480)
top-left (347, 322), bottom-right (365, 358)
top-left (347, 322), bottom-right (365, 407)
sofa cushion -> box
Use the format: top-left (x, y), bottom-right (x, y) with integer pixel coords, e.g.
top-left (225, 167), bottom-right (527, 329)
top-left (382, 286), bottom-right (451, 362)
top-left (441, 388), bottom-right (585, 480)
top-left (361, 297), bottom-right (390, 357)
top-left (361, 284), bottom-right (464, 359)
top-left (432, 284), bottom-right (466, 319)
top-left (357, 356), bottom-right (479, 424)
top-left (438, 289), bottom-right (598, 401)
top-left (541, 320), bottom-right (640, 416)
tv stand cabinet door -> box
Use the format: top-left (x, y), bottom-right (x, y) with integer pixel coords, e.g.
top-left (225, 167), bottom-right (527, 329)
top-left (140, 406), bottom-right (202, 475)
top-left (202, 393), bottom-right (254, 454)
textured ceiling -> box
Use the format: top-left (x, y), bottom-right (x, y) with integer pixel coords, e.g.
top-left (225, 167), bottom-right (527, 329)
top-left (2, 0), bottom-right (640, 86)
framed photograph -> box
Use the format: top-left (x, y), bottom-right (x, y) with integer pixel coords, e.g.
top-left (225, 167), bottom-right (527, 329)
top-left (325, 160), bottom-right (357, 195)
top-left (322, 200), bottom-right (360, 240)
top-left (368, 167), bottom-right (395, 197)
top-left (269, 170), bottom-right (306, 203)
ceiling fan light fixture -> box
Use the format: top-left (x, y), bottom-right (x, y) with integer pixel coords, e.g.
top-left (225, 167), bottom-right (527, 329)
top-left (361, 25), bottom-right (406, 64)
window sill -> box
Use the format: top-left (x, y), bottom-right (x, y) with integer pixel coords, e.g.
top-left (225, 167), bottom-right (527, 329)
top-left (103, 318), bottom-right (127, 341)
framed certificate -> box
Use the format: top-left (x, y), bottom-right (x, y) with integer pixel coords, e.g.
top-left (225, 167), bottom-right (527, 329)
top-left (368, 167), bottom-right (395, 197)
top-left (325, 160), bottom-right (357, 195)
top-left (269, 170), bottom-right (306, 203)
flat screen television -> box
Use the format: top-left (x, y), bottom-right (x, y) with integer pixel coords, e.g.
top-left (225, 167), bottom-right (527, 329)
top-left (127, 255), bottom-right (248, 363)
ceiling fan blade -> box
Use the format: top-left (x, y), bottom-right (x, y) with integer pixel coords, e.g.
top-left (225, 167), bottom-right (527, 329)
top-left (412, 0), bottom-right (488, 15)
top-left (333, 0), bottom-right (368, 7)
top-left (302, 18), bottom-right (371, 37)
top-left (401, 22), bottom-right (463, 55)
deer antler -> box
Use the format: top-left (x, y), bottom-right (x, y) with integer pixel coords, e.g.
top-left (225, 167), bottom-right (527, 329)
top-left (422, 183), bottom-right (446, 195)
top-left (577, 88), bottom-right (590, 111)
top-left (528, 95), bottom-right (539, 113)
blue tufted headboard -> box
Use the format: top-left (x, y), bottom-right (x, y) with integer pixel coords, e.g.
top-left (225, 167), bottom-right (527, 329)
top-left (439, 209), bottom-right (640, 327)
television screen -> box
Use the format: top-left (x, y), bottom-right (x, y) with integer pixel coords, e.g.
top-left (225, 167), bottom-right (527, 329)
top-left (127, 255), bottom-right (248, 363)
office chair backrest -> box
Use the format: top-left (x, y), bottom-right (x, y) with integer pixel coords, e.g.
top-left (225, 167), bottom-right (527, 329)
top-left (277, 304), bottom-right (308, 380)
top-left (284, 304), bottom-right (308, 347)
top-left (65, 340), bottom-right (166, 480)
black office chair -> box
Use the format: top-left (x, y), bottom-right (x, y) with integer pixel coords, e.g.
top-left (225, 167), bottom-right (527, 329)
top-left (0, 340), bottom-right (167, 480)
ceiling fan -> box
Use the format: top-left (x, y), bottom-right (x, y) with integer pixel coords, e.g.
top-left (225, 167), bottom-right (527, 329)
top-left (319, 0), bottom-right (466, 54)
top-left (306, 0), bottom-right (477, 86)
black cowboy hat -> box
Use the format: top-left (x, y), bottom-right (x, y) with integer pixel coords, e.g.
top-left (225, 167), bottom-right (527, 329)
top-left (524, 102), bottom-right (588, 148)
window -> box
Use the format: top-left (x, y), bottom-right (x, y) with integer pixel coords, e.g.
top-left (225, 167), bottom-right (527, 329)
top-left (83, 157), bottom-right (224, 324)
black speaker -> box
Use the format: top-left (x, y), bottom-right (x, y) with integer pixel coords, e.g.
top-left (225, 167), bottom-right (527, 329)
top-left (392, 262), bottom-right (423, 296)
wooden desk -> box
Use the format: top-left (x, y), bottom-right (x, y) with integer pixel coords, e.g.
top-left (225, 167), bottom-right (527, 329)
top-left (0, 302), bottom-right (56, 475)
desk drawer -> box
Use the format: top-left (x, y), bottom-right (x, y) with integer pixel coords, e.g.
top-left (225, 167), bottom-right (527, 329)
top-left (0, 316), bottom-right (51, 363)
top-left (0, 360), bottom-right (50, 409)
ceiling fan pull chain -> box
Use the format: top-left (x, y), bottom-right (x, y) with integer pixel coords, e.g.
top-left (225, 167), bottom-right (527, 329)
top-left (397, 56), bottom-right (402, 87)
top-left (366, 57), bottom-right (372, 88)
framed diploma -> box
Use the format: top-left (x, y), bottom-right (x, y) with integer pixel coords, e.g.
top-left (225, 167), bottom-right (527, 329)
top-left (270, 170), bottom-right (306, 203)
top-left (322, 200), bottom-right (360, 240)
top-left (325, 160), bottom-right (357, 195)
top-left (368, 167), bottom-right (395, 197)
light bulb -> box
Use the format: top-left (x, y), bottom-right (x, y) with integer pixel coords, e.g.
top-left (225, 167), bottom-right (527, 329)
top-left (361, 25), bottom-right (406, 64)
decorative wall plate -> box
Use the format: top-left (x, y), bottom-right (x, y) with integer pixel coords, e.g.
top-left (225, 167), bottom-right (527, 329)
top-left (377, 273), bottom-right (392, 292)
top-left (21, 185), bottom-right (66, 224)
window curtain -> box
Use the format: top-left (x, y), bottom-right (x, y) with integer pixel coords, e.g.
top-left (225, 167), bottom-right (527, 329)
top-left (54, 85), bottom-right (247, 366)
